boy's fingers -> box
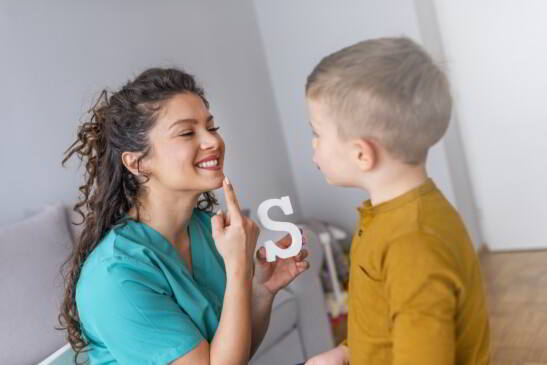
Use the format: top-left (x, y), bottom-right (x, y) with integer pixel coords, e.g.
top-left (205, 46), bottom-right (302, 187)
top-left (222, 176), bottom-right (242, 224)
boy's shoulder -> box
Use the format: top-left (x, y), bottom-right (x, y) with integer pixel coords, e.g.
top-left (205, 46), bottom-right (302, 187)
top-left (355, 182), bottom-right (472, 267)
top-left (365, 183), bottom-right (460, 235)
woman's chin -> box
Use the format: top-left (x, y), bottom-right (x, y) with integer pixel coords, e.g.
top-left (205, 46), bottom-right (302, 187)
top-left (208, 172), bottom-right (225, 190)
top-left (189, 169), bottom-right (224, 192)
top-left (211, 181), bottom-right (223, 190)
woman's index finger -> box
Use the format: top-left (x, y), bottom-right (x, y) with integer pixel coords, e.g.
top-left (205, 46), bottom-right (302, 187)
top-left (223, 177), bottom-right (243, 222)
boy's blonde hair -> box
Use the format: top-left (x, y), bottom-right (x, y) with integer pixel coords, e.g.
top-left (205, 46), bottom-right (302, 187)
top-left (306, 37), bottom-right (452, 165)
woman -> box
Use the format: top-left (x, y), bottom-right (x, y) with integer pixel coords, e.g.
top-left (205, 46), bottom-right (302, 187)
top-left (59, 68), bottom-right (309, 364)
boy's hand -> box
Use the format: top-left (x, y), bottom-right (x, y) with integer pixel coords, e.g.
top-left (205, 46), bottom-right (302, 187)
top-left (305, 345), bottom-right (349, 365)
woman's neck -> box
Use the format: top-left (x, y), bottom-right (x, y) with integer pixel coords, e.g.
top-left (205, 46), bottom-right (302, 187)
top-left (130, 185), bottom-right (200, 249)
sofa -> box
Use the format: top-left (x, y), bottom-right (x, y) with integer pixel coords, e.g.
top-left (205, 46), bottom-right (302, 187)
top-left (0, 203), bottom-right (334, 365)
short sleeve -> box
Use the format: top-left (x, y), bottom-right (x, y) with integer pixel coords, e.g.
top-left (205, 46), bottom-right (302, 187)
top-left (77, 257), bottom-right (203, 365)
top-left (384, 232), bottom-right (460, 365)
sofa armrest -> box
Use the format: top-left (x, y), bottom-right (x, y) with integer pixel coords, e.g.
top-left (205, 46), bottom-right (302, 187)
top-left (38, 344), bottom-right (72, 365)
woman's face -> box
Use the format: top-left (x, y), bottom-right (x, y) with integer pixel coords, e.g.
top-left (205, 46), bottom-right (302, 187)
top-left (142, 92), bottom-right (225, 195)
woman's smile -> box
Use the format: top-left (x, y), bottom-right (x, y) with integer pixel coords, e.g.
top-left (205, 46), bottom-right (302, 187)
top-left (195, 154), bottom-right (223, 171)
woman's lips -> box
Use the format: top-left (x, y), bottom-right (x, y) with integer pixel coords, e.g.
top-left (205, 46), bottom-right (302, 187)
top-left (196, 158), bottom-right (222, 171)
top-left (198, 164), bottom-right (222, 171)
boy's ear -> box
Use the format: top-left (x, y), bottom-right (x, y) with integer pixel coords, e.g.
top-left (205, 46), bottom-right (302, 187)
top-left (121, 151), bottom-right (145, 176)
top-left (352, 138), bottom-right (376, 171)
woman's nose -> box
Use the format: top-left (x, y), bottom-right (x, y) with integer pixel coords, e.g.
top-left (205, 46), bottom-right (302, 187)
top-left (200, 131), bottom-right (221, 150)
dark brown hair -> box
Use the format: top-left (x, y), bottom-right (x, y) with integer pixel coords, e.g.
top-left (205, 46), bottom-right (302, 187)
top-left (58, 68), bottom-right (217, 363)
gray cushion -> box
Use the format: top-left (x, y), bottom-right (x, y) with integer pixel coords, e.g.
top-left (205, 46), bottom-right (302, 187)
top-left (250, 328), bottom-right (305, 365)
top-left (0, 203), bottom-right (73, 365)
top-left (252, 288), bottom-right (299, 359)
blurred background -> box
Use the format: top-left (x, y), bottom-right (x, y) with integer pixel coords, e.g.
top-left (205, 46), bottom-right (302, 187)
top-left (1, 1), bottom-right (547, 364)
top-left (2, 0), bottom-right (546, 251)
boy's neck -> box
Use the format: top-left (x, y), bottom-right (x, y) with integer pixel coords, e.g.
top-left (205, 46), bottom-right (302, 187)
top-left (365, 163), bottom-right (429, 206)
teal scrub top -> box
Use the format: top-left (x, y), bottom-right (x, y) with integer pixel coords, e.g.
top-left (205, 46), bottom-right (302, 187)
top-left (75, 208), bottom-right (227, 365)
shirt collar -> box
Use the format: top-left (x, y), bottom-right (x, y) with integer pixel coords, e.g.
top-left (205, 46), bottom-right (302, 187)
top-left (356, 178), bottom-right (437, 219)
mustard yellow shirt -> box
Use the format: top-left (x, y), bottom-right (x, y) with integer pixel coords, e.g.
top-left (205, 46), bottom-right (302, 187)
top-left (344, 179), bottom-right (490, 365)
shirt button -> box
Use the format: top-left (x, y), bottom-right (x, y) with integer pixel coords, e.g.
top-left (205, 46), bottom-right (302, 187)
top-left (358, 229), bottom-right (363, 236)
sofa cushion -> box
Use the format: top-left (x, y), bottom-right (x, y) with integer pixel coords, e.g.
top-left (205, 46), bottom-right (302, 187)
top-left (252, 288), bottom-right (299, 359)
top-left (0, 203), bottom-right (73, 365)
top-left (250, 328), bottom-right (305, 365)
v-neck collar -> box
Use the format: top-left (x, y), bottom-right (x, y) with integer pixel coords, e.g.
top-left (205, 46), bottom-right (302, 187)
top-left (174, 224), bottom-right (194, 278)
top-left (126, 213), bottom-right (199, 281)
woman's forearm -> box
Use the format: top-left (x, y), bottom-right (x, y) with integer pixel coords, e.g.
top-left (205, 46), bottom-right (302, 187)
top-left (210, 269), bottom-right (253, 365)
top-left (249, 283), bottom-right (275, 357)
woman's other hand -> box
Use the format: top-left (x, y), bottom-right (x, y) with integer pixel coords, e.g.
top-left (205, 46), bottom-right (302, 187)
top-left (253, 230), bottom-right (310, 296)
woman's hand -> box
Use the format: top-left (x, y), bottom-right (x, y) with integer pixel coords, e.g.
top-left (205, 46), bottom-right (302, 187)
top-left (211, 177), bottom-right (259, 280)
top-left (253, 230), bottom-right (310, 296)
top-left (305, 345), bottom-right (349, 365)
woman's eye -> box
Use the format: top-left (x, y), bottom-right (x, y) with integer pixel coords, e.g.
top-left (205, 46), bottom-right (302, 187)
top-left (179, 126), bottom-right (219, 137)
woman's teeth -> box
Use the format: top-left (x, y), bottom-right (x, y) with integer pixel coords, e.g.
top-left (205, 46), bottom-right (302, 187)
top-left (197, 159), bottom-right (219, 168)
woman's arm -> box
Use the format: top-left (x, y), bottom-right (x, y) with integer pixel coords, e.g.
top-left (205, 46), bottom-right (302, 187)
top-left (171, 271), bottom-right (252, 365)
top-left (210, 265), bottom-right (254, 363)
top-left (172, 177), bottom-right (257, 365)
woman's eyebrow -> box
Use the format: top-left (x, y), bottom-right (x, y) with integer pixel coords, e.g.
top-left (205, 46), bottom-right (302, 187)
top-left (169, 115), bottom-right (214, 130)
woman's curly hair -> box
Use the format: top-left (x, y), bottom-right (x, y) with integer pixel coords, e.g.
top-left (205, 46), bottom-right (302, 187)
top-left (58, 68), bottom-right (218, 363)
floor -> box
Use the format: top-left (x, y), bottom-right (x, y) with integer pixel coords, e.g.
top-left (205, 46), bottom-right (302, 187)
top-left (481, 249), bottom-right (547, 365)
top-left (329, 249), bottom-right (547, 365)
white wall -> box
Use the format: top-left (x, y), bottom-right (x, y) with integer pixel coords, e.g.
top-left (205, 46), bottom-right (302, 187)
top-left (253, 0), bottom-right (481, 245)
top-left (433, 0), bottom-right (547, 250)
top-left (414, 0), bottom-right (483, 249)
top-left (1, 0), bottom-right (488, 251)
top-left (0, 0), bottom-right (300, 227)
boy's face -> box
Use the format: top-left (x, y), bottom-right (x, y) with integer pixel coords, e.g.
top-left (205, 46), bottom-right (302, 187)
top-left (307, 97), bottom-right (361, 187)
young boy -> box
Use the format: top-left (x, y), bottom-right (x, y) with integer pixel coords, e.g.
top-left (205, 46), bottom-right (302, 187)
top-left (304, 37), bottom-right (490, 365)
